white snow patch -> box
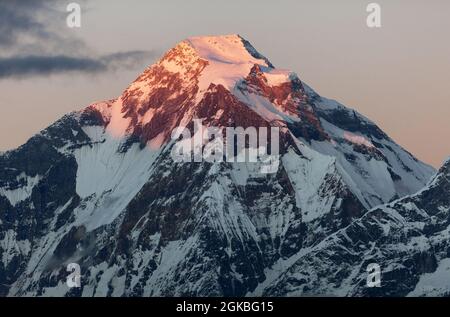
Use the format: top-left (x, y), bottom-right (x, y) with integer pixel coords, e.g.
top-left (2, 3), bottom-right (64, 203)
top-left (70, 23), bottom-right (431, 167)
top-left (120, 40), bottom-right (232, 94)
top-left (343, 131), bottom-right (374, 148)
top-left (106, 99), bottom-right (131, 138)
top-left (282, 143), bottom-right (339, 222)
top-left (408, 258), bottom-right (450, 296)
top-left (73, 134), bottom-right (160, 231)
top-left (1, 230), bottom-right (31, 265)
top-left (187, 35), bottom-right (270, 98)
top-left (233, 87), bottom-right (299, 123)
top-left (263, 69), bottom-right (292, 86)
top-left (0, 173), bottom-right (41, 207)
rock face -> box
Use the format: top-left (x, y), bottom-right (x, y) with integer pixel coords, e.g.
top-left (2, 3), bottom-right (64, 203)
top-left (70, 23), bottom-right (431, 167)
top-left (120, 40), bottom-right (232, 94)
top-left (0, 35), bottom-right (439, 297)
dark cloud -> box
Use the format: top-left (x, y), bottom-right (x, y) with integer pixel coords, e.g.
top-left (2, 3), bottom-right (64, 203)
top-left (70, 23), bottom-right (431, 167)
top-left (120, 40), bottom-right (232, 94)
top-left (0, 51), bottom-right (158, 79)
top-left (0, 55), bottom-right (106, 78)
top-left (102, 51), bottom-right (159, 70)
top-left (0, 1), bottom-right (158, 79)
top-left (0, 0), bottom-right (70, 52)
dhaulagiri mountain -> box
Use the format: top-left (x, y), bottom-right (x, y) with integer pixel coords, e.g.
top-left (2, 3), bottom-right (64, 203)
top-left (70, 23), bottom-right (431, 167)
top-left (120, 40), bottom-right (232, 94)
top-left (0, 34), bottom-right (446, 297)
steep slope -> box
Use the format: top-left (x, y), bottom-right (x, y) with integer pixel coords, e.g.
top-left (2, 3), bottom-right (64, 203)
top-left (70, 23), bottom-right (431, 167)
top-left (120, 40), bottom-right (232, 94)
top-left (262, 158), bottom-right (450, 297)
top-left (0, 34), bottom-right (435, 296)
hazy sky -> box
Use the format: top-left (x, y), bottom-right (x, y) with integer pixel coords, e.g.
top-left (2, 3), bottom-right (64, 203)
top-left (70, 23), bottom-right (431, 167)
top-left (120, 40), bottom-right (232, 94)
top-left (1, 0), bottom-right (449, 168)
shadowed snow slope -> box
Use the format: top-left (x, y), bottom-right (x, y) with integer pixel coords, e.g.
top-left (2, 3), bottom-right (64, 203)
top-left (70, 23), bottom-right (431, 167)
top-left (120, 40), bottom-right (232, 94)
top-left (262, 159), bottom-right (450, 296)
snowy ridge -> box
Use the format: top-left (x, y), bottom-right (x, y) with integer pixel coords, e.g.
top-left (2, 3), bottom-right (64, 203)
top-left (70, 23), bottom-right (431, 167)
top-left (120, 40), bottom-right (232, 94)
top-left (187, 34), bottom-right (272, 100)
top-left (261, 158), bottom-right (450, 296)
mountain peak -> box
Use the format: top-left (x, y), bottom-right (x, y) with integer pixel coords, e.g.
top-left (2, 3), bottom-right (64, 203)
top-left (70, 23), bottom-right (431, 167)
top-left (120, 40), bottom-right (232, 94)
top-left (439, 156), bottom-right (450, 176)
top-left (443, 156), bottom-right (450, 167)
top-left (142, 34), bottom-right (277, 100)
top-left (186, 33), bottom-right (243, 45)
top-left (184, 34), bottom-right (273, 68)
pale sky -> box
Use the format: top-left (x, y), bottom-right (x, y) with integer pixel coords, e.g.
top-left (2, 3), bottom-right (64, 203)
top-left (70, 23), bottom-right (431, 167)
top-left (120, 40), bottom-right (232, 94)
top-left (1, 0), bottom-right (449, 168)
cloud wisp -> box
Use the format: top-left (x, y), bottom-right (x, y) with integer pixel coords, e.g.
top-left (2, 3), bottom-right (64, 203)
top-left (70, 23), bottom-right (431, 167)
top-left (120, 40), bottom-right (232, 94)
top-left (0, 51), bottom-right (158, 79)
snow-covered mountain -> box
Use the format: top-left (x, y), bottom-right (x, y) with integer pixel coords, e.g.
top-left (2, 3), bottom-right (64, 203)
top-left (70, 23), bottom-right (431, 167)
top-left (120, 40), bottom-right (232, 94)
top-left (262, 157), bottom-right (450, 297)
top-left (0, 35), bottom-right (439, 296)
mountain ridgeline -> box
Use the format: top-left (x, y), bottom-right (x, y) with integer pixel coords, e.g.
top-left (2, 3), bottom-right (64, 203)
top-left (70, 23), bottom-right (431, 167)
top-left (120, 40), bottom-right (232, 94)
top-left (0, 35), bottom-right (447, 297)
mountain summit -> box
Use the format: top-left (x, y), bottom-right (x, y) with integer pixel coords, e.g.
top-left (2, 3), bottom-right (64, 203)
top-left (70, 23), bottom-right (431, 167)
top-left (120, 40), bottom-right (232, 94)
top-left (0, 35), bottom-right (443, 297)
top-left (102, 34), bottom-right (290, 146)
